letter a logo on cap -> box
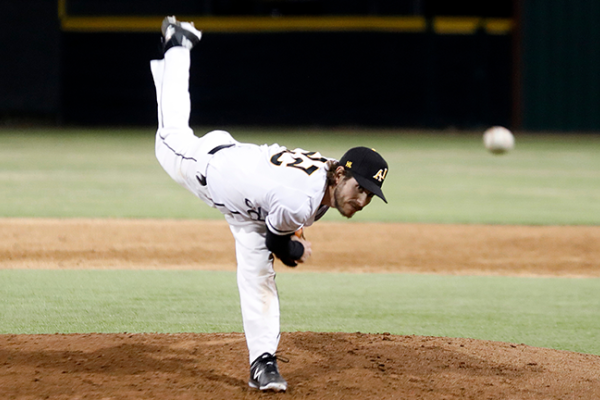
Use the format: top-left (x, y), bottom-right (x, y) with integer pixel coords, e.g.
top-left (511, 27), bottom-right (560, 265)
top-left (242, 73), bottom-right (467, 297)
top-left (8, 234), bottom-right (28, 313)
top-left (373, 168), bottom-right (388, 182)
top-left (339, 146), bottom-right (389, 203)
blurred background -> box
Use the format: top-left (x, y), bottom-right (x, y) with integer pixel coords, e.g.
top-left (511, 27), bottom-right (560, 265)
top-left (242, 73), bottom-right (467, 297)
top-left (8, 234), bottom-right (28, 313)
top-left (3, 0), bottom-right (599, 131)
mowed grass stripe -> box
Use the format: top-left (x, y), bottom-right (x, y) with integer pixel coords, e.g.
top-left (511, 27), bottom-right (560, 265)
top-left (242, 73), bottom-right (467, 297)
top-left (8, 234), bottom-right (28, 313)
top-left (1, 270), bottom-right (598, 355)
top-left (1, 129), bottom-right (599, 224)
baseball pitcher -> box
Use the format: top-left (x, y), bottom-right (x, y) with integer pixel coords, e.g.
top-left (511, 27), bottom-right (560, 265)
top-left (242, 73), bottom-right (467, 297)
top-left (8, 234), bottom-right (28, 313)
top-left (151, 16), bottom-right (389, 392)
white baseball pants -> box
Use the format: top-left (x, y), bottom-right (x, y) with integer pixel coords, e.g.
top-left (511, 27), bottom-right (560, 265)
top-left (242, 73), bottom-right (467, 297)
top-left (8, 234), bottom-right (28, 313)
top-left (150, 47), bottom-right (281, 364)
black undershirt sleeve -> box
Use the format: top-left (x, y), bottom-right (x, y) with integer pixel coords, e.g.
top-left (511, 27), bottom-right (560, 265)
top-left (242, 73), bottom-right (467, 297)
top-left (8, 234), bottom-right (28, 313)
top-left (265, 228), bottom-right (305, 267)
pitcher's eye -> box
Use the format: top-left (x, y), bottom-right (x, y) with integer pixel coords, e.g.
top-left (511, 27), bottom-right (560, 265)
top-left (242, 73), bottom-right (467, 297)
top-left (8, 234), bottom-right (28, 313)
top-left (358, 185), bottom-right (374, 198)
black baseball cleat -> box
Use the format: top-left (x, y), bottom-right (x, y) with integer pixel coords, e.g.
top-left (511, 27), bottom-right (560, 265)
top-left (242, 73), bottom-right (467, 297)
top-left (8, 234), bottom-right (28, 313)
top-left (248, 353), bottom-right (288, 392)
top-left (161, 16), bottom-right (202, 52)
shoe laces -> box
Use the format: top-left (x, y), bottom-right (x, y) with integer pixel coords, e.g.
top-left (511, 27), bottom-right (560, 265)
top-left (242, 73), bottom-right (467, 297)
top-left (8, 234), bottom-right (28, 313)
top-left (252, 352), bottom-right (289, 370)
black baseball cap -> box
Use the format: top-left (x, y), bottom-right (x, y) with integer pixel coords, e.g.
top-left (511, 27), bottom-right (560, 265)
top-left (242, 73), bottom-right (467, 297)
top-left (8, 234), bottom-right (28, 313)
top-left (339, 147), bottom-right (389, 203)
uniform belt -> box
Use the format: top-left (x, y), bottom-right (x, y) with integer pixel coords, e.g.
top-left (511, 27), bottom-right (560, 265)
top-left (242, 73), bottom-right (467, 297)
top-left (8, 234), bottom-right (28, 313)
top-left (209, 143), bottom-right (235, 155)
top-left (197, 143), bottom-right (235, 187)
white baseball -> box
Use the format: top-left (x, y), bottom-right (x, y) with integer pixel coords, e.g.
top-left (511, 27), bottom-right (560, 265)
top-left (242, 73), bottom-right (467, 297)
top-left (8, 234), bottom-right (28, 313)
top-left (483, 126), bottom-right (515, 154)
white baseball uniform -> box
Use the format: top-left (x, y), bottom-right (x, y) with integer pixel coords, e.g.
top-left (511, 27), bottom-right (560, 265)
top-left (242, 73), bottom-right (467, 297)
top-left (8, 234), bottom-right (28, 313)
top-left (151, 47), bottom-right (331, 363)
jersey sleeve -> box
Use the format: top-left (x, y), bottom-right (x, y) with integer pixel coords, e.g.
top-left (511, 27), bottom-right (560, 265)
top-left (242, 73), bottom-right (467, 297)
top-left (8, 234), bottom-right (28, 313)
top-left (265, 192), bottom-right (312, 236)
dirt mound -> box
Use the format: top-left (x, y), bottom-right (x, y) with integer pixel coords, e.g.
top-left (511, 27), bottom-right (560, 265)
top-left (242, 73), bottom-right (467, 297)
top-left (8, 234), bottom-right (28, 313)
top-left (1, 332), bottom-right (599, 400)
top-left (2, 219), bottom-right (600, 276)
top-left (2, 219), bottom-right (600, 399)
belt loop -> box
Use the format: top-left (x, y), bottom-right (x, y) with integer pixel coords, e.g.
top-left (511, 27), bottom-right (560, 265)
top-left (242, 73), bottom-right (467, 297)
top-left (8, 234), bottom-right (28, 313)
top-left (209, 143), bottom-right (235, 155)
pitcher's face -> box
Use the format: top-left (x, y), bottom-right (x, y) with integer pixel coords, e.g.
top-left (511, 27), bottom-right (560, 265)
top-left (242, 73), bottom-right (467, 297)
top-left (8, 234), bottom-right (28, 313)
top-left (333, 176), bottom-right (373, 218)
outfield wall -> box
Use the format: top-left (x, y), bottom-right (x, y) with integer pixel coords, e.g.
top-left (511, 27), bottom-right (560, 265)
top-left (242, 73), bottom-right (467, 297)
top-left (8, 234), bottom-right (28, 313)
top-left (4, 0), bottom-right (600, 131)
top-left (60, 30), bottom-right (511, 129)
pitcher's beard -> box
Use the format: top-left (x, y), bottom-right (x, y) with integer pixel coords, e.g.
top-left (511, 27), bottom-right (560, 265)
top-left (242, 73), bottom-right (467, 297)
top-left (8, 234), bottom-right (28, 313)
top-left (333, 182), bottom-right (357, 219)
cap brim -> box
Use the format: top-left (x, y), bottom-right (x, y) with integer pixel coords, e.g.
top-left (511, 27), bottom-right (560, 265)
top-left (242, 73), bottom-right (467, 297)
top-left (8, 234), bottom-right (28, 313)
top-left (353, 174), bottom-right (388, 204)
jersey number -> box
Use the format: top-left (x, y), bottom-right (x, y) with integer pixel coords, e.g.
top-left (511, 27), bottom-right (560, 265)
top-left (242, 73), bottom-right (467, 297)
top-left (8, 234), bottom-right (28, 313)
top-left (270, 150), bottom-right (327, 175)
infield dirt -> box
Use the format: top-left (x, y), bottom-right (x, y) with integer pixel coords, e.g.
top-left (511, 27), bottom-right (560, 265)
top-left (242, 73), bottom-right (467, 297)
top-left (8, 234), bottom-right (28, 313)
top-left (1, 219), bottom-right (599, 399)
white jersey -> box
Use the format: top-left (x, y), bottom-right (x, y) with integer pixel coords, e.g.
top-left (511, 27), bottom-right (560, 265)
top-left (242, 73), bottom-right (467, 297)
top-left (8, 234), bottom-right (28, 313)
top-left (206, 142), bottom-right (331, 235)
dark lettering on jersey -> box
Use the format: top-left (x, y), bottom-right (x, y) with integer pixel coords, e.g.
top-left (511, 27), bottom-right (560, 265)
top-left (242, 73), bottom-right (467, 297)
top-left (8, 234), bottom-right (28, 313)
top-left (245, 198), bottom-right (265, 221)
top-left (214, 202), bottom-right (241, 216)
top-left (270, 150), bottom-right (328, 176)
top-left (285, 156), bottom-right (319, 175)
top-left (303, 151), bottom-right (328, 163)
top-left (270, 152), bottom-right (285, 166)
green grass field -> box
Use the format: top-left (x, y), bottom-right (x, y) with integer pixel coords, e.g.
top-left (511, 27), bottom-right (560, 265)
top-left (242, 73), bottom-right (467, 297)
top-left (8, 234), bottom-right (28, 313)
top-left (1, 128), bottom-right (599, 355)
top-left (1, 128), bottom-right (599, 223)
top-left (1, 270), bottom-right (599, 355)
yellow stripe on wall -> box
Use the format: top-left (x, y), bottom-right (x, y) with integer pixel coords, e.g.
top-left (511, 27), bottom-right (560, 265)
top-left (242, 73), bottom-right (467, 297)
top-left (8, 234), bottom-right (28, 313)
top-left (60, 16), bottom-right (431, 33)
top-left (485, 18), bottom-right (514, 35)
top-left (433, 17), bottom-right (481, 34)
top-left (57, 0), bottom-right (511, 36)
top-left (60, 15), bottom-right (512, 34)
top-left (432, 17), bottom-right (514, 35)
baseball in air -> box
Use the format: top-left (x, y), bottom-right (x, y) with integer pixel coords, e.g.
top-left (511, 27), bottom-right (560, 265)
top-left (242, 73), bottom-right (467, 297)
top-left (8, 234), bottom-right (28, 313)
top-left (483, 126), bottom-right (515, 154)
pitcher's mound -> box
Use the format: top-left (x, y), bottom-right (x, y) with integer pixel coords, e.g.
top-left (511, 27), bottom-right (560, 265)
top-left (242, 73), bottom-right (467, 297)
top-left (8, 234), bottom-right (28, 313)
top-left (1, 331), bottom-right (599, 399)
